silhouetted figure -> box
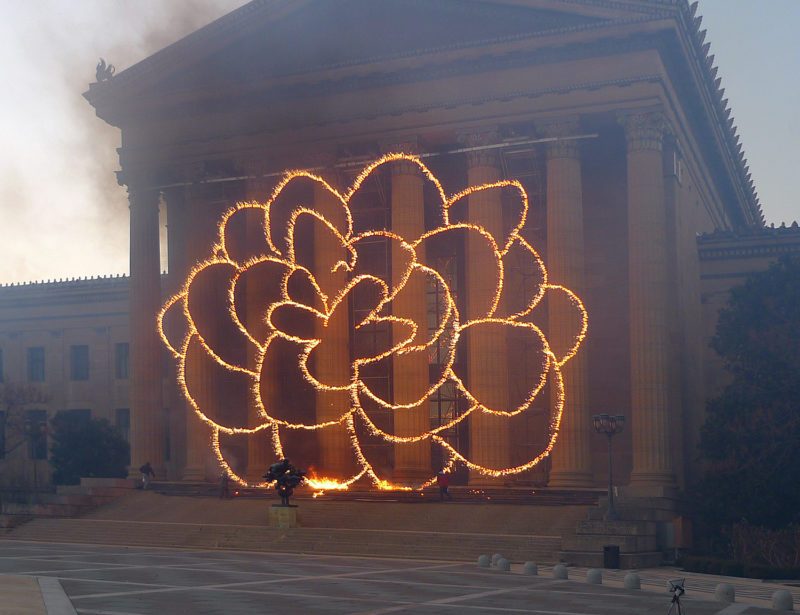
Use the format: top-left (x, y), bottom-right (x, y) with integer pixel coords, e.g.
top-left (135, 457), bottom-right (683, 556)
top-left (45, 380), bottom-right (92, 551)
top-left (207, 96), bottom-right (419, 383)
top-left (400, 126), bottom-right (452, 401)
top-left (139, 461), bottom-right (155, 490)
top-left (437, 471), bottom-right (452, 501)
top-left (263, 459), bottom-right (306, 506)
top-left (220, 469), bottom-right (230, 499)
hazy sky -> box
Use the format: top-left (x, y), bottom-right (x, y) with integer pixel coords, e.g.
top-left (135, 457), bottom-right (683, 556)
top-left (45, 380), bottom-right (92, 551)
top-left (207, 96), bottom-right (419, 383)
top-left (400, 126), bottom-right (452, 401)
top-left (0, 0), bottom-right (797, 285)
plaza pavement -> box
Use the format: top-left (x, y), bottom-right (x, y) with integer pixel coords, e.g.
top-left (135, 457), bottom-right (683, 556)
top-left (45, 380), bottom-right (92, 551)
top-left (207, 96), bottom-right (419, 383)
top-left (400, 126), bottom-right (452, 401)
top-left (1, 540), bottom-right (798, 614)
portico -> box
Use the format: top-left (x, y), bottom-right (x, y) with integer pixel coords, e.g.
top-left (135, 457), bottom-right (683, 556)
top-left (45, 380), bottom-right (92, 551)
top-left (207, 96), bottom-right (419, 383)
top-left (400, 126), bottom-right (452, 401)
top-left (85, 0), bottom-right (761, 495)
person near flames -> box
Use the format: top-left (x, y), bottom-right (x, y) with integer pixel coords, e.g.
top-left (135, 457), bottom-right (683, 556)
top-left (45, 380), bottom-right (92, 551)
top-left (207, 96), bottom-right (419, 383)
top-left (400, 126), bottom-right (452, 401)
top-left (437, 470), bottom-right (452, 501)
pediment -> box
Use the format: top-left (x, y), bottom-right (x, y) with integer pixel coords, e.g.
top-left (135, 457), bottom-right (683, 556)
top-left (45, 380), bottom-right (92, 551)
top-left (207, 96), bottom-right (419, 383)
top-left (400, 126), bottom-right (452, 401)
top-left (89, 0), bottom-right (637, 108)
top-left (189, 0), bottom-right (604, 82)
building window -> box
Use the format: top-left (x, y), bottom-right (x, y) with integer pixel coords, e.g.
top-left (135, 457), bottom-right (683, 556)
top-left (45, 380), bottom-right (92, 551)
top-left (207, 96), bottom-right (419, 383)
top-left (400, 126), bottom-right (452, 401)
top-left (115, 343), bottom-right (129, 380)
top-left (70, 345), bottom-right (90, 381)
top-left (27, 347), bottom-right (45, 382)
top-left (25, 409), bottom-right (47, 460)
top-left (115, 408), bottom-right (130, 465)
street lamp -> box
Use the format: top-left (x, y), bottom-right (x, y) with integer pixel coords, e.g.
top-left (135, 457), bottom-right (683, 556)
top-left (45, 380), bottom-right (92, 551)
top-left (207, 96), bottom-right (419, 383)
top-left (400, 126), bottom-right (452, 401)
top-left (592, 413), bottom-right (625, 521)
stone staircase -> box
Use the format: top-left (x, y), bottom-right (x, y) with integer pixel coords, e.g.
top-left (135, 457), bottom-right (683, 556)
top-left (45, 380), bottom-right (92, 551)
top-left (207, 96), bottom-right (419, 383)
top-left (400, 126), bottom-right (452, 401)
top-left (557, 493), bottom-right (682, 568)
top-left (559, 519), bottom-right (662, 568)
top-left (3, 489), bottom-right (593, 563)
top-left (1, 478), bottom-right (137, 531)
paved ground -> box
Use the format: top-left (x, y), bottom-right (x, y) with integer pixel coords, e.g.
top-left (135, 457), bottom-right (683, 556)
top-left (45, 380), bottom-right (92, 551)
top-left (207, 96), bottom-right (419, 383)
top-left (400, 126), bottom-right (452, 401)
top-left (0, 540), bottom-right (792, 614)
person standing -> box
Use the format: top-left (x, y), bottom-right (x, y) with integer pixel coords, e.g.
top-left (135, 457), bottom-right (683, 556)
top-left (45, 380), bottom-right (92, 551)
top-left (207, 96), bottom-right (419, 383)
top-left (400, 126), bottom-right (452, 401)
top-left (437, 471), bottom-right (452, 501)
top-left (139, 461), bottom-right (155, 490)
top-left (220, 469), bottom-right (230, 499)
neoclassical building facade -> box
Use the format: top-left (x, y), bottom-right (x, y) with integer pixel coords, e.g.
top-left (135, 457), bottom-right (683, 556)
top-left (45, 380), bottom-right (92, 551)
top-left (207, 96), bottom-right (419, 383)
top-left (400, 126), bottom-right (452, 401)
top-left (84, 0), bottom-right (761, 494)
top-left (0, 276), bottom-right (133, 488)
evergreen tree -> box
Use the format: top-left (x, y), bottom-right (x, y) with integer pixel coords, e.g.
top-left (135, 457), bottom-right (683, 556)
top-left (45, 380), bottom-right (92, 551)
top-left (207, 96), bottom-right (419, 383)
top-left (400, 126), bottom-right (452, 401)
top-left (49, 411), bottom-right (129, 485)
top-left (695, 255), bottom-right (800, 533)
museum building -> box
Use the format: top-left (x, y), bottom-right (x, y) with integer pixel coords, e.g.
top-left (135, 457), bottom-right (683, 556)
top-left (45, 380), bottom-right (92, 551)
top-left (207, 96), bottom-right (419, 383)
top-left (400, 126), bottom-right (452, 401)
top-left (64, 0), bottom-right (770, 493)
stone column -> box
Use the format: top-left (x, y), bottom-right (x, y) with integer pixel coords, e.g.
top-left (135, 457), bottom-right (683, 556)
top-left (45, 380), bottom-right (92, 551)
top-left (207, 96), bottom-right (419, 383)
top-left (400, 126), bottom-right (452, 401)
top-left (390, 156), bottom-right (430, 482)
top-left (181, 180), bottom-right (219, 481)
top-left (127, 179), bottom-right (165, 477)
top-left (164, 187), bottom-right (188, 479)
top-left (313, 175), bottom-right (353, 478)
top-left (618, 110), bottom-right (675, 489)
top-left (465, 143), bottom-right (511, 483)
top-left (182, 336), bottom-right (217, 481)
top-left (244, 164), bottom-right (274, 482)
top-left (538, 118), bottom-right (593, 488)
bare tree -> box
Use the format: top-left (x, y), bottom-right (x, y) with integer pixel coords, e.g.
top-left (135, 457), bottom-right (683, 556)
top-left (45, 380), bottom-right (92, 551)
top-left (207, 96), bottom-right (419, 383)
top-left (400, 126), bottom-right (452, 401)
top-left (0, 383), bottom-right (50, 500)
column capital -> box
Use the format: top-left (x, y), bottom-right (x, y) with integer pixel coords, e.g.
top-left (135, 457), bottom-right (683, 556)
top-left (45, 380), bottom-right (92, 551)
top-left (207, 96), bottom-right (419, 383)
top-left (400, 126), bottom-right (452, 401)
top-left (536, 116), bottom-right (582, 160)
top-left (118, 167), bottom-right (159, 192)
top-left (239, 158), bottom-right (272, 178)
top-left (617, 110), bottom-right (672, 153)
top-left (304, 150), bottom-right (337, 170)
top-left (125, 181), bottom-right (160, 215)
top-left (458, 127), bottom-right (500, 147)
top-left (458, 128), bottom-right (501, 168)
top-left (380, 136), bottom-right (420, 156)
top-left (390, 158), bottom-right (424, 177)
top-left (239, 158), bottom-right (274, 201)
top-left (380, 137), bottom-right (424, 176)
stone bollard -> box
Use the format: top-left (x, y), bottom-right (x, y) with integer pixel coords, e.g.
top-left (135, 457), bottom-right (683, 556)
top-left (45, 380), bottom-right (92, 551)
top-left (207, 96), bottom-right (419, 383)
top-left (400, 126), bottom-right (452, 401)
top-left (522, 562), bottom-right (538, 576)
top-left (772, 589), bottom-right (793, 611)
top-left (714, 583), bottom-right (735, 603)
top-left (623, 573), bottom-right (641, 590)
top-left (492, 553), bottom-right (504, 567)
top-left (552, 564), bottom-right (568, 579)
top-left (586, 569), bottom-right (602, 584)
top-left (477, 554), bottom-right (490, 568)
top-left (496, 558), bottom-right (511, 572)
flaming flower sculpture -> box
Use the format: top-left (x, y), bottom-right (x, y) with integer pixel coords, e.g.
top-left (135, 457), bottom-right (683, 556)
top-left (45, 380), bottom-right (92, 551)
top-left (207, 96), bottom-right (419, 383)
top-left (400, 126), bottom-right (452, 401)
top-left (158, 153), bottom-right (587, 491)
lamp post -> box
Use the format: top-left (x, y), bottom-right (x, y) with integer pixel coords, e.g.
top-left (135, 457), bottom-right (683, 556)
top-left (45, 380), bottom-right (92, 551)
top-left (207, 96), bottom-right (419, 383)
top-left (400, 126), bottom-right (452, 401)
top-left (592, 413), bottom-right (625, 521)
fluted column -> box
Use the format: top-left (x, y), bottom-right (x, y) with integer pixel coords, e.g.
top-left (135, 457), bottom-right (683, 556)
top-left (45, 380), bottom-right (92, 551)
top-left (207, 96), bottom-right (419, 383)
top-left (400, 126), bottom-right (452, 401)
top-left (390, 156), bottom-right (430, 482)
top-left (314, 175), bottom-right (353, 478)
top-left (618, 110), bottom-right (675, 488)
top-left (182, 332), bottom-right (217, 481)
top-left (538, 118), bottom-right (593, 488)
top-left (128, 181), bottom-right (165, 477)
top-left (244, 164), bottom-right (275, 482)
top-left (182, 182), bottom-right (219, 481)
top-left (164, 187), bottom-right (188, 479)
top-left (465, 144), bottom-right (510, 484)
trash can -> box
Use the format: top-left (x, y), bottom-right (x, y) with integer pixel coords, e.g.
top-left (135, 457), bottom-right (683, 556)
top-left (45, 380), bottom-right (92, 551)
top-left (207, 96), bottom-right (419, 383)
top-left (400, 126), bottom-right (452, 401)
top-left (603, 545), bottom-right (620, 569)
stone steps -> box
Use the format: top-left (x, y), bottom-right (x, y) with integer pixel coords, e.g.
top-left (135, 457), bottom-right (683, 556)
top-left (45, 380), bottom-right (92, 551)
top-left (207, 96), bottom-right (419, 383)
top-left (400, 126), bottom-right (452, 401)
top-left (6, 517), bottom-right (562, 562)
top-left (1, 477), bottom-right (137, 526)
top-left (2, 490), bottom-right (590, 562)
top-left (84, 491), bottom-right (591, 536)
top-left (559, 517), bottom-right (664, 568)
top-left (152, 482), bottom-right (602, 506)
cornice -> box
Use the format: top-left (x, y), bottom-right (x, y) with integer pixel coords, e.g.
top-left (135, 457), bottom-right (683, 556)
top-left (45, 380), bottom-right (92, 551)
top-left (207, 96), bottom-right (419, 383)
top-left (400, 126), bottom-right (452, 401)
top-left (697, 224), bottom-right (800, 261)
top-left (0, 275), bottom-right (129, 292)
top-left (0, 280), bottom-right (130, 312)
top-left (671, 0), bottom-right (762, 227)
top-left (117, 73), bottom-right (662, 187)
top-left (698, 244), bottom-right (800, 262)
